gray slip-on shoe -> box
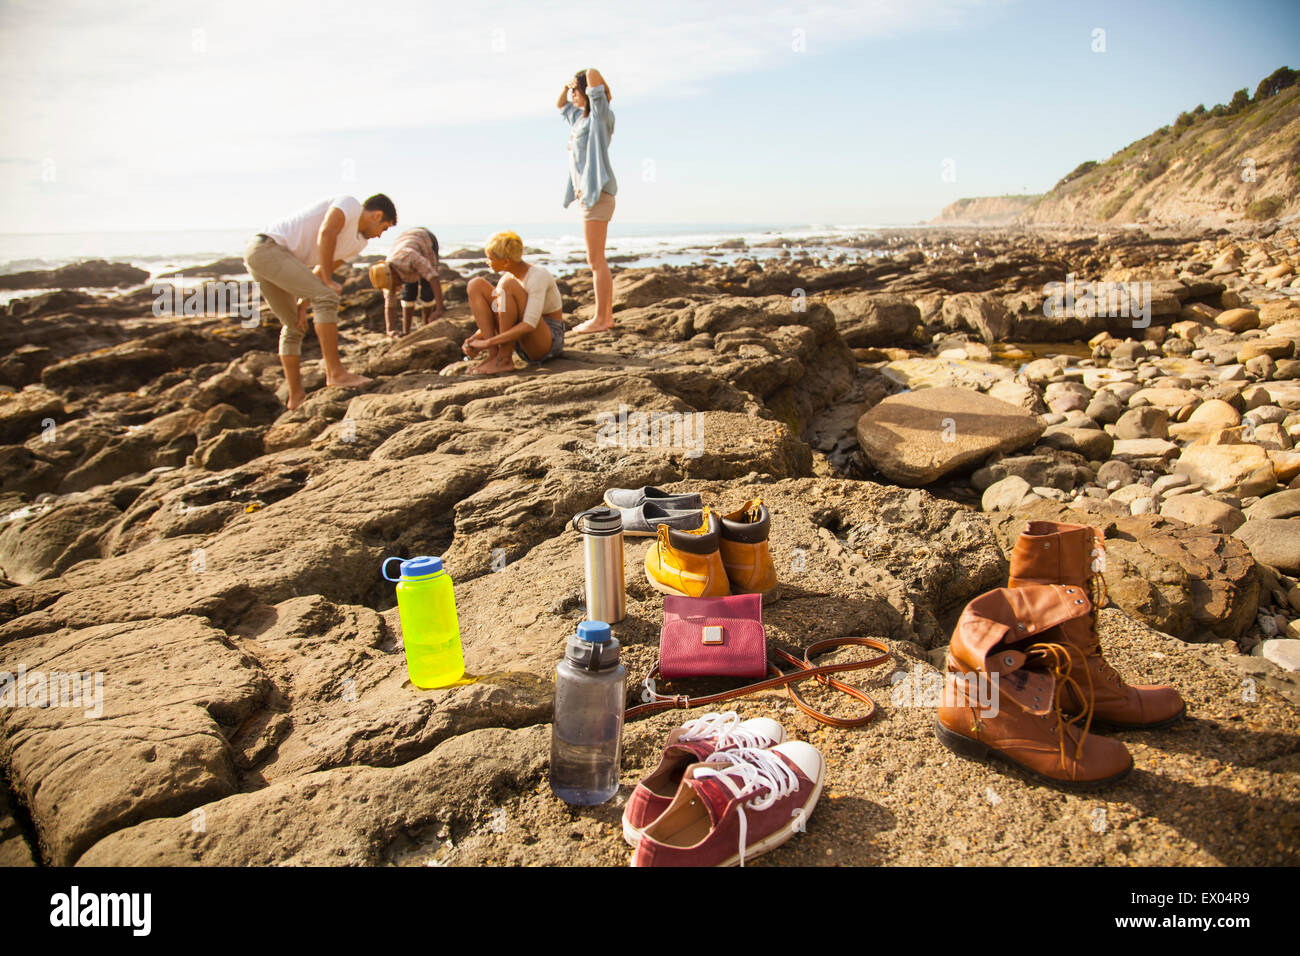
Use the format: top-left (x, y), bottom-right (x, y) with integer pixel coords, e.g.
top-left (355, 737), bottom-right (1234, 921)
top-left (620, 502), bottom-right (705, 537)
top-left (603, 486), bottom-right (703, 511)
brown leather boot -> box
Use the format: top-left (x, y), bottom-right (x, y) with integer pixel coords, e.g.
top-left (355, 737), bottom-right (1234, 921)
top-left (935, 585), bottom-right (1133, 789)
top-left (644, 509), bottom-right (730, 598)
top-left (718, 498), bottom-right (778, 596)
top-left (1008, 520), bottom-right (1185, 729)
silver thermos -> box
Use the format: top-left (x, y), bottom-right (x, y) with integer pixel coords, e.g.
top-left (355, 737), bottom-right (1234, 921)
top-left (572, 508), bottom-right (626, 624)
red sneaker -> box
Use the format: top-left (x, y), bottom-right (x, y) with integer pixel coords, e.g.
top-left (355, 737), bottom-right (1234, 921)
top-left (631, 743), bottom-right (824, 867)
top-left (622, 712), bottom-right (784, 846)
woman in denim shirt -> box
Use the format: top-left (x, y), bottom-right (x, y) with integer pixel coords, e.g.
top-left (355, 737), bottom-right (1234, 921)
top-left (557, 67), bottom-right (617, 334)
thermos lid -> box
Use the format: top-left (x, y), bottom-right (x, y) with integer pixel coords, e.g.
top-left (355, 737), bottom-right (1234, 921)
top-left (382, 555), bottom-right (443, 581)
top-left (566, 622), bottom-right (621, 670)
top-left (572, 507), bottom-right (622, 535)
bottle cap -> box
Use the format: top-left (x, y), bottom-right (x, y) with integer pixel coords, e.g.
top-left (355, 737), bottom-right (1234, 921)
top-left (577, 620), bottom-right (612, 643)
top-left (566, 622), bottom-right (620, 670)
top-left (400, 555), bottom-right (443, 578)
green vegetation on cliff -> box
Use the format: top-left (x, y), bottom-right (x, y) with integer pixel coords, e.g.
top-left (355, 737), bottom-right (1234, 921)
top-left (1021, 67), bottom-right (1300, 225)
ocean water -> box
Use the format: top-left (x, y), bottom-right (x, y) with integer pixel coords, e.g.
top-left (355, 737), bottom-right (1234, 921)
top-left (0, 221), bottom-right (929, 306)
top-left (0, 221), bottom-right (903, 277)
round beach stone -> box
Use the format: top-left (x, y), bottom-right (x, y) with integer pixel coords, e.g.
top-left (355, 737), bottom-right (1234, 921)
top-left (1085, 389), bottom-right (1124, 424)
top-left (1128, 386), bottom-right (1200, 411)
top-left (1159, 494), bottom-right (1245, 533)
top-left (1215, 308), bottom-right (1260, 332)
top-left (1044, 381), bottom-right (1092, 414)
top-left (1238, 337), bottom-right (1295, 363)
top-left (1038, 425), bottom-right (1113, 460)
top-left (1096, 459), bottom-right (1136, 488)
top-left (1167, 399), bottom-right (1241, 441)
top-left (1021, 358), bottom-right (1060, 385)
top-left (1232, 518), bottom-right (1300, 573)
top-left (981, 475), bottom-right (1033, 512)
top-left (1114, 406), bottom-right (1169, 440)
top-left (986, 379), bottom-right (1043, 412)
top-left (1245, 488), bottom-right (1300, 521)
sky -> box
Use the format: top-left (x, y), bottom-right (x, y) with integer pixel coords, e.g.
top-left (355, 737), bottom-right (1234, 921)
top-left (0, 0), bottom-right (1297, 234)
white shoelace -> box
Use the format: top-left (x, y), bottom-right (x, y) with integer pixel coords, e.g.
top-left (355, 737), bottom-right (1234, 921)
top-left (678, 711), bottom-right (778, 750)
top-left (694, 747), bottom-right (800, 867)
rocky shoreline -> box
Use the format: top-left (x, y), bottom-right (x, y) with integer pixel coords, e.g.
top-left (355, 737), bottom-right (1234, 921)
top-left (0, 222), bottom-right (1297, 866)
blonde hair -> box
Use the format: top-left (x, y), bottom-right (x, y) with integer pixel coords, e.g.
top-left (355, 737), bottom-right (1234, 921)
top-left (485, 230), bottom-right (524, 262)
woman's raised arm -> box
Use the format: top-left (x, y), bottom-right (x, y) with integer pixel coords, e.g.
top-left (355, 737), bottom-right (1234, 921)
top-left (585, 67), bottom-right (611, 102)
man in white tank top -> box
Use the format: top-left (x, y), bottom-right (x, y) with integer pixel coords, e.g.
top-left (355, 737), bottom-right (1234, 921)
top-left (243, 194), bottom-right (396, 409)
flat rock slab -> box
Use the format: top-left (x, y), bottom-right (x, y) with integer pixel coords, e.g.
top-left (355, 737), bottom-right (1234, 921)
top-left (855, 387), bottom-right (1044, 485)
top-left (0, 615), bottom-right (275, 865)
top-left (879, 358), bottom-right (1013, 392)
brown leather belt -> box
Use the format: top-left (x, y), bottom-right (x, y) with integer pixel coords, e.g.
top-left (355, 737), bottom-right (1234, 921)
top-left (625, 637), bottom-right (892, 729)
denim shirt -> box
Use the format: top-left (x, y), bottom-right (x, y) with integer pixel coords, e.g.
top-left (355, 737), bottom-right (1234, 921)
top-left (561, 83), bottom-right (617, 209)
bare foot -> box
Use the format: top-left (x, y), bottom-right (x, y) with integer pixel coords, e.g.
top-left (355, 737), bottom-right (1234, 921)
top-left (571, 317), bottom-right (615, 334)
top-left (287, 391), bottom-right (307, 410)
top-left (469, 358), bottom-right (513, 375)
top-left (325, 370), bottom-right (372, 388)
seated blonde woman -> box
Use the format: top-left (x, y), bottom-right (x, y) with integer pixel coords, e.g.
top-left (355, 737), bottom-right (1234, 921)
top-left (462, 231), bottom-right (565, 375)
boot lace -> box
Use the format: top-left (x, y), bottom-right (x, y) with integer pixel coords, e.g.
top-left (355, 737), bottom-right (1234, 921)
top-left (1025, 641), bottom-right (1096, 767)
top-left (1085, 530), bottom-right (1121, 685)
top-left (678, 711), bottom-right (778, 749)
top-left (695, 746), bottom-right (800, 867)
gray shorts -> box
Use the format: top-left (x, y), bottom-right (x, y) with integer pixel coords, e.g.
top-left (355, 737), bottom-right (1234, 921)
top-left (516, 316), bottom-right (565, 365)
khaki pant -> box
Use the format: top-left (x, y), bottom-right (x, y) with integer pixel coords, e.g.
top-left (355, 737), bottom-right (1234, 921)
top-left (243, 234), bottom-right (340, 356)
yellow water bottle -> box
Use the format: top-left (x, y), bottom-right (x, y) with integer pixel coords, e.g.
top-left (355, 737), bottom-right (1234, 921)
top-left (381, 555), bottom-right (465, 688)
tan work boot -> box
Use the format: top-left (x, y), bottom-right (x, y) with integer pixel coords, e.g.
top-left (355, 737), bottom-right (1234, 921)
top-left (718, 498), bottom-right (778, 596)
top-left (1008, 520), bottom-right (1186, 729)
top-left (644, 509), bottom-right (730, 598)
top-left (935, 585), bottom-right (1133, 789)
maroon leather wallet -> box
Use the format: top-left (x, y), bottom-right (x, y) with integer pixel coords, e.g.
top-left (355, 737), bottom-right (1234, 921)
top-left (659, 593), bottom-right (767, 679)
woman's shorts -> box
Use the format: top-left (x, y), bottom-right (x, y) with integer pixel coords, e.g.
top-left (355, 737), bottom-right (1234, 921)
top-left (579, 190), bottom-right (616, 223)
top-left (401, 279), bottom-right (436, 305)
top-left (516, 316), bottom-right (566, 365)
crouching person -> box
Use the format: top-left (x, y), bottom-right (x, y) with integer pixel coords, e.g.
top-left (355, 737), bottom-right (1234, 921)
top-left (462, 231), bottom-right (565, 375)
top-left (369, 226), bottom-right (445, 337)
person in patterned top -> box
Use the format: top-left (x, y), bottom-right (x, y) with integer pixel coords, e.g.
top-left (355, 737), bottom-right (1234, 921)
top-left (368, 227), bottom-right (445, 337)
